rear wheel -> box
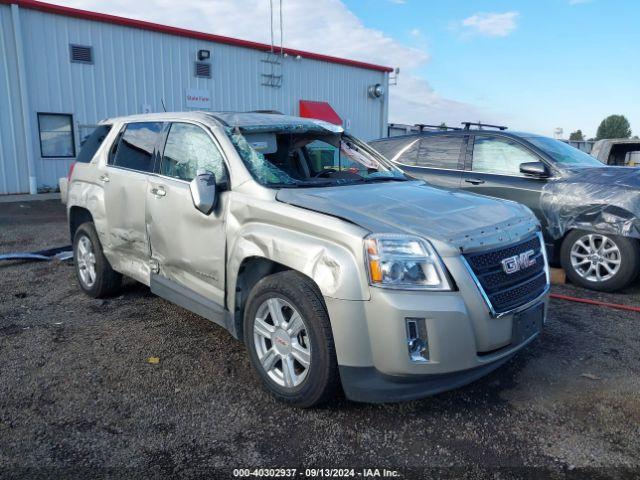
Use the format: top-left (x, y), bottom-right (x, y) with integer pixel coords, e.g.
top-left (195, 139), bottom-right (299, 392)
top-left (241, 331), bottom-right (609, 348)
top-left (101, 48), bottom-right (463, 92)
top-left (243, 271), bottom-right (339, 407)
top-left (73, 222), bottom-right (122, 298)
top-left (561, 230), bottom-right (639, 292)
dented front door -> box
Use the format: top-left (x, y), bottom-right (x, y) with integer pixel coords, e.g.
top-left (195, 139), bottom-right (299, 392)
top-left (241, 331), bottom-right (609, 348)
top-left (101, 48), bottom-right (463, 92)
top-left (145, 122), bottom-right (229, 307)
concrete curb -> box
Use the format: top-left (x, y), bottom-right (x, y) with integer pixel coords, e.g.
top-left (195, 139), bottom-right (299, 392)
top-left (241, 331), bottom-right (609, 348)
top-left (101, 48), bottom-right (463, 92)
top-left (0, 193), bottom-right (60, 203)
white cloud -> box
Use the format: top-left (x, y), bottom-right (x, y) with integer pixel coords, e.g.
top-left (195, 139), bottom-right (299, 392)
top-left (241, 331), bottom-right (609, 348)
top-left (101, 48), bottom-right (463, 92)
top-left (388, 0), bottom-right (406, 4)
top-left (568, 0), bottom-right (592, 5)
top-left (48, 0), bottom-right (487, 129)
top-left (459, 11), bottom-right (519, 37)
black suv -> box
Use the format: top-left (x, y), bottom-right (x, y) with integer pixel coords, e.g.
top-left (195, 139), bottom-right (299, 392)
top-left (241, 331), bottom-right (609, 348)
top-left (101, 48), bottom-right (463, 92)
top-left (370, 125), bottom-right (640, 292)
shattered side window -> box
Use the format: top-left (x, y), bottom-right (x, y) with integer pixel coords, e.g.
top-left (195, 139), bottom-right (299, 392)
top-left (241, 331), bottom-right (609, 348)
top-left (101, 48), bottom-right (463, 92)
top-left (161, 123), bottom-right (228, 184)
top-left (226, 128), bottom-right (297, 185)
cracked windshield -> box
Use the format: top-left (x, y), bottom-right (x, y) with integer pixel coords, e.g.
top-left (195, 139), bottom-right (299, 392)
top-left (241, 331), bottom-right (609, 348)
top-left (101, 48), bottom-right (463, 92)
top-left (231, 130), bottom-right (409, 187)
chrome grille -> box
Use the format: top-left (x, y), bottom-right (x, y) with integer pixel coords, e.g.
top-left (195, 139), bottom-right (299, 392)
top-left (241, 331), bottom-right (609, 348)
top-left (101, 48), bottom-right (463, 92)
top-left (464, 233), bottom-right (548, 315)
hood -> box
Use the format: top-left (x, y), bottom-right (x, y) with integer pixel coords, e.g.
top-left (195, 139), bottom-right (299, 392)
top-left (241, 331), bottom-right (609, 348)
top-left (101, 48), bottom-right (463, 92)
top-left (562, 165), bottom-right (640, 186)
top-left (276, 181), bottom-right (538, 252)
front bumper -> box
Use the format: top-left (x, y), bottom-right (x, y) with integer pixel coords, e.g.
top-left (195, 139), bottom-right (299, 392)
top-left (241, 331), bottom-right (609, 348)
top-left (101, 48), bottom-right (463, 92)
top-left (324, 256), bottom-right (548, 403)
top-left (339, 351), bottom-right (518, 404)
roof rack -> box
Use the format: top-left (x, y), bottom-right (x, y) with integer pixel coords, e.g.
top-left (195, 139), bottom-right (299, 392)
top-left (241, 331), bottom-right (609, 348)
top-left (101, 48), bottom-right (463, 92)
top-left (414, 123), bottom-right (462, 132)
top-left (462, 122), bottom-right (508, 131)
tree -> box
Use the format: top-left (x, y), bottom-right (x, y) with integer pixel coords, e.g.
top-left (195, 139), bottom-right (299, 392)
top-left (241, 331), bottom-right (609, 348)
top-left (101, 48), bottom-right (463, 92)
top-left (596, 115), bottom-right (632, 140)
top-left (438, 122), bottom-right (448, 130)
top-left (569, 129), bottom-right (585, 141)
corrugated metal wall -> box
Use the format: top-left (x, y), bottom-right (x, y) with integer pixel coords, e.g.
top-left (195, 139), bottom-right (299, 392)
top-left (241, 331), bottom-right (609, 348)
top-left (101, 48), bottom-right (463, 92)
top-left (0, 4), bottom-right (388, 194)
top-left (0, 5), bottom-right (29, 194)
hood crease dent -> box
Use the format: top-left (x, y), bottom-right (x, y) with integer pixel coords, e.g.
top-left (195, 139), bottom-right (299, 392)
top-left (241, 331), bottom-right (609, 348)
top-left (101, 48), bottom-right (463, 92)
top-left (541, 167), bottom-right (640, 239)
top-left (277, 181), bottom-right (538, 252)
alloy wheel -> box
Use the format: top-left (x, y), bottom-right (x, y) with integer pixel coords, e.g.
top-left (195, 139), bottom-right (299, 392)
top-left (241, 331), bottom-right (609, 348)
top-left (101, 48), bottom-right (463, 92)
top-left (253, 297), bottom-right (311, 389)
top-left (570, 233), bottom-right (621, 283)
top-left (76, 235), bottom-right (97, 288)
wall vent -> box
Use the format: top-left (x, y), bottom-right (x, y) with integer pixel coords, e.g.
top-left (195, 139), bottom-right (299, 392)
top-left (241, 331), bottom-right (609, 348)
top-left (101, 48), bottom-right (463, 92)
top-left (195, 62), bottom-right (211, 78)
top-left (70, 44), bottom-right (93, 64)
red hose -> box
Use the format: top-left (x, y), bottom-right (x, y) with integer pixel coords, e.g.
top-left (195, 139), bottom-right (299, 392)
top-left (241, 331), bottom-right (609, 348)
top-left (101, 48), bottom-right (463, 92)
top-left (550, 293), bottom-right (640, 313)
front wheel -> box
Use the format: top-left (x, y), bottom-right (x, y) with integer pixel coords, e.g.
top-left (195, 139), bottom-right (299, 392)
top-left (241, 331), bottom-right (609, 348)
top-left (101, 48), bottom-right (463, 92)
top-left (243, 271), bottom-right (339, 407)
top-left (561, 230), bottom-right (640, 292)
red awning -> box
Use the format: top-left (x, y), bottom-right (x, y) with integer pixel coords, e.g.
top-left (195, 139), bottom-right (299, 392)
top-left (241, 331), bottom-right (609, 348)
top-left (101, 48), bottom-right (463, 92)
top-left (299, 100), bottom-right (342, 126)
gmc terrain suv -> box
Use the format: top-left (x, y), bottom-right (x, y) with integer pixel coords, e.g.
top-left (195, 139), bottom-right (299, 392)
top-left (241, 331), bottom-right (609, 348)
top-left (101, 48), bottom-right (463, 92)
top-left (62, 112), bottom-right (549, 406)
top-left (371, 125), bottom-right (640, 292)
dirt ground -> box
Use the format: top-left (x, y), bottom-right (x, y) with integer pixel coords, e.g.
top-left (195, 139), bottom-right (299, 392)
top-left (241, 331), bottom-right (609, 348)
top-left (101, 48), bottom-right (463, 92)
top-left (1, 200), bottom-right (639, 479)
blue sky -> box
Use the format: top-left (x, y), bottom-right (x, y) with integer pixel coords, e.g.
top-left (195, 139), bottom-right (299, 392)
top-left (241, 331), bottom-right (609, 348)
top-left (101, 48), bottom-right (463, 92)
top-left (344, 0), bottom-right (638, 138)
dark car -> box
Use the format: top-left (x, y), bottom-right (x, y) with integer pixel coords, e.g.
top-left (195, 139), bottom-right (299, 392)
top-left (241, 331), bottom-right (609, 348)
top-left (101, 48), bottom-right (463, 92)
top-left (370, 125), bottom-right (640, 292)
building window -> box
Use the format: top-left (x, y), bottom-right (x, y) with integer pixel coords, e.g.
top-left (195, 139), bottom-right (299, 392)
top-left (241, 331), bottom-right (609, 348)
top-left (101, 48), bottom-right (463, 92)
top-left (69, 44), bottom-right (93, 64)
top-left (37, 113), bottom-right (76, 158)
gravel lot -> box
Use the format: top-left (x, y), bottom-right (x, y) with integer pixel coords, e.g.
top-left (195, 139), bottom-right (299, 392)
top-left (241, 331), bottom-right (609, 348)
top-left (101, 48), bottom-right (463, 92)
top-left (1, 200), bottom-right (639, 479)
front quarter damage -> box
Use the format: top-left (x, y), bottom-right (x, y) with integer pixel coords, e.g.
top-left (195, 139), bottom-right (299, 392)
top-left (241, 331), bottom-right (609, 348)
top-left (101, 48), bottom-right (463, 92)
top-left (541, 168), bottom-right (640, 240)
top-left (225, 190), bottom-right (371, 312)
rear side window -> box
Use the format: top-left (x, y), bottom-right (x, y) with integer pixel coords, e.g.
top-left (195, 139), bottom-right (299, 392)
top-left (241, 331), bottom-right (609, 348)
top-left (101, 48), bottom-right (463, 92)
top-left (110, 122), bottom-right (163, 172)
top-left (389, 138), bottom-right (420, 165)
top-left (416, 136), bottom-right (465, 169)
top-left (76, 125), bottom-right (111, 163)
top-left (370, 138), bottom-right (404, 160)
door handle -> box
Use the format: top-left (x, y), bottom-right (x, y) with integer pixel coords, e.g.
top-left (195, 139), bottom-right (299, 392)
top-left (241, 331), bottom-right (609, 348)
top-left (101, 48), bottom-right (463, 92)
top-left (151, 186), bottom-right (166, 197)
top-left (99, 174), bottom-right (110, 183)
top-left (465, 178), bottom-right (485, 185)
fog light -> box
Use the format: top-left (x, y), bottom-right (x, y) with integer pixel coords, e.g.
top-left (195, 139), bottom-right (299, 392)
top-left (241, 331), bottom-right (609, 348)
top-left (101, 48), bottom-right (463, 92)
top-left (406, 318), bottom-right (429, 362)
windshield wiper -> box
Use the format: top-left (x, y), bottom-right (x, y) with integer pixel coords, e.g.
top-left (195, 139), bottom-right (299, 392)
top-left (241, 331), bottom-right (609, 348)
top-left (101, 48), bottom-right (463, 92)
top-left (267, 180), bottom-right (335, 188)
top-left (359, 176), bottom-right (409, 183)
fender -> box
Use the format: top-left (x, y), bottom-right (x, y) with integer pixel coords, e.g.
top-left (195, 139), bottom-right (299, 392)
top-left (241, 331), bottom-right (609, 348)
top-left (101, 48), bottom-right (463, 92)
top-left (225, 197), bottom-right (371, 313)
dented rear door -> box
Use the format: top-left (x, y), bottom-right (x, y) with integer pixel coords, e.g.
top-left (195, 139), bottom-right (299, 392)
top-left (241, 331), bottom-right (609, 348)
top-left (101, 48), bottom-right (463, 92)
top-left (101, 121), bottom-right (163, 282)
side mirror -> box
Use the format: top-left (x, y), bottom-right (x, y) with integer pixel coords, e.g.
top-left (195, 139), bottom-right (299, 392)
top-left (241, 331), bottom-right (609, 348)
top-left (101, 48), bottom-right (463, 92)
top-left (189, 170), bottom-right (218, 215)
top-left (519, 161), bottom-right (549, 178)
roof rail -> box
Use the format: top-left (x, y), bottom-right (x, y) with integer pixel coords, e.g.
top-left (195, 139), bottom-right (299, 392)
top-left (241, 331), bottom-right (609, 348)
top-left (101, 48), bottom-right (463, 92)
top-left (414, 123), bottom-right (462, 131)
top-left (462, 122), bottom-right (508, 131)
top-left (249, 110), bottom-right (284, 115)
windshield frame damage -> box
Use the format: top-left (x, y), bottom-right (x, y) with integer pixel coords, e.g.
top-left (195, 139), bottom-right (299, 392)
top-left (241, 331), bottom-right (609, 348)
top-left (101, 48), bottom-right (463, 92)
top-left (226, 124), bottom-right (409, 189)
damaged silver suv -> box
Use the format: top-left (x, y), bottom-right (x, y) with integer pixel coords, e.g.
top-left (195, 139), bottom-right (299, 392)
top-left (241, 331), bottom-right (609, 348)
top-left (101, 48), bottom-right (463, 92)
top-left (62, 112), bottom-right (549, 406)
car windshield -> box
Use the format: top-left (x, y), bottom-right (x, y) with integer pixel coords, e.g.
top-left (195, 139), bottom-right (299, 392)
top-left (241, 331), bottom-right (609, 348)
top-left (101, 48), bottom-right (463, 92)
top-left (525, 136), bottom-right (603, 168)
top-left (228, 128), bottom-right (408, 188)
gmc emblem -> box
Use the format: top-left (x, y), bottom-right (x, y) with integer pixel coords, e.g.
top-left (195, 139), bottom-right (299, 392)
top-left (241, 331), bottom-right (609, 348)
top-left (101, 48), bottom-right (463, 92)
top-left (501, 250), bottom-right (536, 275)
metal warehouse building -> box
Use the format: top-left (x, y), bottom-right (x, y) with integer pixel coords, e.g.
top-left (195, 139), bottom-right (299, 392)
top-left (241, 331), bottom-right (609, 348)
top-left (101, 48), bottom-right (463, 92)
top-left (0, 0), bottom-right (391, 195)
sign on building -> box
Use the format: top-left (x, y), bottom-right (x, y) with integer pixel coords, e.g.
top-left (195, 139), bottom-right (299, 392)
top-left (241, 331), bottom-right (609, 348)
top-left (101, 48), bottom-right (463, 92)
top-left (186, 89), bottom-right (212, 109)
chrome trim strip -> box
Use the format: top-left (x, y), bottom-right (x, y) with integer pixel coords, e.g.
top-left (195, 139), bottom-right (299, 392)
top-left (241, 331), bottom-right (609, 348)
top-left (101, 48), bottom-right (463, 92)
top-left (461, 231), bottom-right (550, 319)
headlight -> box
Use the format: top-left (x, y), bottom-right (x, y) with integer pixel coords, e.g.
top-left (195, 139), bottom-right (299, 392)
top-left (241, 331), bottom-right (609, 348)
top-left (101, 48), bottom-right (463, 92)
top-left (364, 234), bottom-right (452, 291)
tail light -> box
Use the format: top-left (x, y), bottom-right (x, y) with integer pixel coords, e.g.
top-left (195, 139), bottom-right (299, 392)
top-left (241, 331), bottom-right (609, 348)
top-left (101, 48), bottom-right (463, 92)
top-left (67, 162), bottom-right (76, 181)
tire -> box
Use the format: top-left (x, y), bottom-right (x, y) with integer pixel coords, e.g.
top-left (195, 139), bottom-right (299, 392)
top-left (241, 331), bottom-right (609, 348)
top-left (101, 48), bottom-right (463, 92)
top-left (73, 222), bottom-right (122, 298)
top-left (243, 270), bottom-right (339, 407)
top-left (561, 229), bottom-right (640, 292)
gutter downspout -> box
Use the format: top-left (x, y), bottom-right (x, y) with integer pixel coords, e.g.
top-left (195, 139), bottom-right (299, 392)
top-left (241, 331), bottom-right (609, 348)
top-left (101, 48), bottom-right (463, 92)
top-left (11, 3), bottom-right (37, 194)
top-left (381, 71), bottom-right (389, 139)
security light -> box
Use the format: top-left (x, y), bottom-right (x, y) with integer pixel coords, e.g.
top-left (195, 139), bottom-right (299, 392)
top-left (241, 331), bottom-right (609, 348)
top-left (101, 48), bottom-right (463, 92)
top-left (197, 49), bottom-right (211, 61)
top-left (368, 83), bottom-right (384, 98)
